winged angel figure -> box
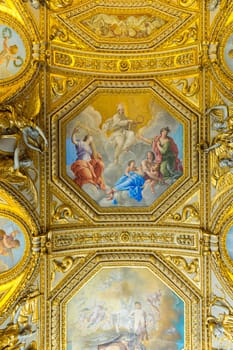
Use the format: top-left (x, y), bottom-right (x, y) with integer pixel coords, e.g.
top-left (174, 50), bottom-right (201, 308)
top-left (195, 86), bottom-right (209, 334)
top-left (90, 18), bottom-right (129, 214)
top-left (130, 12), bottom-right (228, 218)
top-left (0, 85), bottom-right (47, 207)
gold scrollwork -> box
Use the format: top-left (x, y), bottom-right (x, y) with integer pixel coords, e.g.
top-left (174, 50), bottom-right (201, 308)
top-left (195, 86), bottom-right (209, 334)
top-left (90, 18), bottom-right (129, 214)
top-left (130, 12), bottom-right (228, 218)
top-left (168, 204), bottom-right (200, 222)
top-left (208, 295), bottom-right (233, 344)
top-left (51, 201), bottom-right (84, 223)
top-left (51, 256), bottom-right (85, 281)
top-left (49, 25), bottom-right (83, 48)
top-left (171, 77), bottom-right (200, 98)
top-left (50, 25), bottom-right (69, 42)
top-left (54, 52), bottom-right (74, 67)
top-left (166, 255), bottom-right (200, 282)
top-left (0, 324), bottom-right (37, 349)
top-left (51, 76), bottom-right (76, 97)
top-left (173, 24), bottom-right (198, 45)
top-left (45, 0), bottom-right (73, 10)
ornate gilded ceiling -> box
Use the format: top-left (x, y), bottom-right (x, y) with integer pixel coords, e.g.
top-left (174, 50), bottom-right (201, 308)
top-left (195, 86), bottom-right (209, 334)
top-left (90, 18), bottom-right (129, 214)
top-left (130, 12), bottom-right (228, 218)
top-left (1, 0), bottom-right (233, 349)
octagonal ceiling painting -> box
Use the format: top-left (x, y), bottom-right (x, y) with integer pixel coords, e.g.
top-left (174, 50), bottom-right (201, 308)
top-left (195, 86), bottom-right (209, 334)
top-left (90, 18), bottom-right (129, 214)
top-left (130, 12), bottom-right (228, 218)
top-left (65, 92), bottom-right (183, 207)
top-left (66, 267), bottom-right (184, 350)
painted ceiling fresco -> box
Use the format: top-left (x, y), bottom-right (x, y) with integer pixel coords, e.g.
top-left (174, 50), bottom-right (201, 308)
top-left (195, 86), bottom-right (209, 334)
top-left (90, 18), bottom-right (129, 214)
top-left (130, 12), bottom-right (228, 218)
top-left (65, 93), bottom-right (184, 207)
top-left (1, 1), bottom-right (233, 350)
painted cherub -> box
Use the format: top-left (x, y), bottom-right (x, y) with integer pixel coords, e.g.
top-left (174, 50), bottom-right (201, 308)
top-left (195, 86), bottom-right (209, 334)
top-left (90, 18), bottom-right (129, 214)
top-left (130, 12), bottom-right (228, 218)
top-left (145, 163), bottom-right (167, 193)
top-left (0, 35), bottom-right (18, 68)
top-left (141, 151), bottom-right (166, 194)
top-left (0, 229), bottom-right (20, 256)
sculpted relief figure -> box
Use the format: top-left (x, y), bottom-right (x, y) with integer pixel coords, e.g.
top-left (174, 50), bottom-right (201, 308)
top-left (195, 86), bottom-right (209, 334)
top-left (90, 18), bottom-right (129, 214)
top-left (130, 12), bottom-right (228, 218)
top-left (0, 87), bottom-right (47, 206)
top-left (0, 103), bottom-right (47, 174)
top-left (0, 290), bottom-right (40, 350)
top-left (204, 105), bottom-right (233, 158)
top-left (207, 295), bottom-right (233, 344)
top-left (202, 104), bottom-right (233, 187)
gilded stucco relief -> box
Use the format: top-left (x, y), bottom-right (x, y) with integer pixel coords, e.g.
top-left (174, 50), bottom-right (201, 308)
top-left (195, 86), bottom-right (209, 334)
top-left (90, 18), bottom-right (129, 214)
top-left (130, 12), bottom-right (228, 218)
top-left (1, 0), bottom-right (233, 350)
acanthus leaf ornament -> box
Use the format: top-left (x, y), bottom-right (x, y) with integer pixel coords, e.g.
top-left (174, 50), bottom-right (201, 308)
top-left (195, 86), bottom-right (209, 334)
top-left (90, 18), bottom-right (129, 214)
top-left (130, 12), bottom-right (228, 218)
top-left (49, 25), bottom-right (85, 48)
top-left (51, 75), bottom-right (76, 97)
top-left (51, 255), bottom-right (85, 282)
top-left (166, 255), bottom-right (200, 282)
top-left (171, 77), bottom-right (200, 98)
top-left (168, 204), bottom-right (200, 223)
top-left (51, 201), bottom-right (85, 224)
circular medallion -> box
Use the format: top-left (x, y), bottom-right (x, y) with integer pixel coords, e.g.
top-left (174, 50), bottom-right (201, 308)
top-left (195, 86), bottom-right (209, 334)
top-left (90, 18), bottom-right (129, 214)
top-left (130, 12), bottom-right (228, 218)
top-left (219, 220), bottom-right (233, 278)
top-left (0, 25), bottom-right (26, 80)
top-left (223, 32), bottom-right (233, 74)
top-left (0, 217), bottom-right (26, 273)
top-left (0, 13), bottom-right (39, 102)
top-left (226, 225), bottom-right (233, 261)
top-left (0, 215), bottom-right (28, 274)
top-left (0, 189), bottom-right (39, 316)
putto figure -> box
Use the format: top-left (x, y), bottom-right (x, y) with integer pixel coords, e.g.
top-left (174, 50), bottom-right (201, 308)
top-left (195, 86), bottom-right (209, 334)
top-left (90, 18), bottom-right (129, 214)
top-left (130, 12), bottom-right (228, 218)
top-left (0, 229), bottom-right (20, 257)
